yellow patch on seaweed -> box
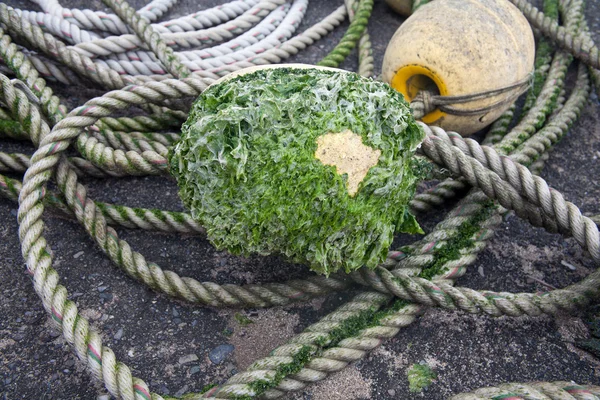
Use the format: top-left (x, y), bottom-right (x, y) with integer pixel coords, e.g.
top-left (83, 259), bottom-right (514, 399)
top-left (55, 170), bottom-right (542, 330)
top-left (315, 130), bottom-right (381, 196)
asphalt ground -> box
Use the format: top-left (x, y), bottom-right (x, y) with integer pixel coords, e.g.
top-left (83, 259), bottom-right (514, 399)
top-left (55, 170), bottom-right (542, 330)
top-left (1, 0), bottom-right (600, 399)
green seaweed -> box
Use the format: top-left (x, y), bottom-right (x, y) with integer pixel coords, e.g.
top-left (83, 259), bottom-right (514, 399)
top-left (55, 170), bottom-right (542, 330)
top-left (233, 346), bottom-right (314, 400)
top-left (199, 383), bottom-right (218, 394)
top-left (231, 299), bottom-right (410, 399)
top-left (520, 0), bottom-right (559, 116)
top-left (170, 67), bottom-right (425, 275)
top-left (418, 201), bottom-right (496, 280)
top-left (407, 363), bottom-right (437, 393)
top-left (234, 312), bottom-right (254, 326)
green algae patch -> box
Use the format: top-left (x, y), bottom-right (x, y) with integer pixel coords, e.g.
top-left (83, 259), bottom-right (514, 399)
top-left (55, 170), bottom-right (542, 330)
top-left (234, 312), bottom-right (254, 326)
top-left (419, 201), bottom-right (496, 280)
top-left (407, 363), bottom-right (437, 393)
top-left (170, 67), bottom-right (425, 275)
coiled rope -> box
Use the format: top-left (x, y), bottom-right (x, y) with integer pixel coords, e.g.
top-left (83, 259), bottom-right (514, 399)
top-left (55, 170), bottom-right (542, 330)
top-left (0, 0), bottom-right (599, 398)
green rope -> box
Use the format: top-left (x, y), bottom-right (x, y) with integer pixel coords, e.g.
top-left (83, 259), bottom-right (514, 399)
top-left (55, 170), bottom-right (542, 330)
top-left (317, 0), bottom-right (374, 68)
top-left (411, 0), bottom-right (429, 13)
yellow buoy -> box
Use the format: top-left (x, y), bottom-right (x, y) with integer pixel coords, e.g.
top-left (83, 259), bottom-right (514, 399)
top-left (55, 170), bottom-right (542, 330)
top-left (385, 0), bottom-right (412, 16)
top-left (382, 0), bottom-right (535, 135)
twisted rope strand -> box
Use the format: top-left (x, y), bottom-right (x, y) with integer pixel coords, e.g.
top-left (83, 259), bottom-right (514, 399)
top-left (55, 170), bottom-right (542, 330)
top-left (509, 0), bottom-right (600, 69)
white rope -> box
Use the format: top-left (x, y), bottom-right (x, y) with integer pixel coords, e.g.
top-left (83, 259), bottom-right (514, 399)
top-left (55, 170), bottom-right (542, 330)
top-left (33, 0), bottom-right (179, 34)
top-left (5, 0), bottom-right (347, 86)
top-left (13, 7), bottom-right (101, 44)
top-left (155, 0), bottom-right (259, 33)
top-left (70, 0), bottom-right (286, 57)
top-left (86, 0), bottom-right (309, 75)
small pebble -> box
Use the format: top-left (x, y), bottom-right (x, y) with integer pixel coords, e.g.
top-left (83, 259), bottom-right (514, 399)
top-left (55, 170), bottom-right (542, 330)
top-left (561, 260), bottom-right (577, 271)
top-left (478, 266), bottom-right (485, 277)
top-left (99, 293), bottom-right (113, 301)
top-left (189, 366), bottom-right (201, 375)
top-left (178, 354), bottom-right (199, 365)
top-left (10, 209), bottom-right (18, 217)
top-left (97, 395), bottom-right (111, 400)
top-left (388, 389), bottom-right (396, 396)
top-left (209, 344), bottom-right (234, 365)
top-left (172, 308), bottom-right (180, 317)
top-left (174, 385), bottom-right (189, 397)
top-left (97, 286), bottom-right (108, 293)
top-left (114, 328), bottom-right (124, 340)
top-left (73, 251), bottom-right (85, 259)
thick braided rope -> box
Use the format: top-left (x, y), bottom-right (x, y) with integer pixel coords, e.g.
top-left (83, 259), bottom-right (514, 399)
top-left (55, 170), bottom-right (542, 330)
top-left (12, 1), bottom-right (343, 84)
top-left (36, 0), bottom-right (255, 35)
top-left (102, 0), bottom-right (191, 79)
top-left (318, 0), bottom-right (373, 67)
top-left (174, 0), bottom-right (305, 71)
top-left (135, 0), bottom-right (178, 22)
top-left (450, 381), bottom-right (600, 400)
top-left (10, 73), bottom-right (354, 311)
top-left (171, 3), bottom-right (298, 67)
top-left (210, 193), bottom-right (499, 399)
top-left (202, 295), bottom-right (423, 399)
top-left (0, 5), bottom-right (139, 90)
top-left (1, 169), bottom-right (207, 234)
top-left (86, 2), bottom-right (298, 76)
top-left (368, 129), bottom-right (600, 317)
top-left (7, 0), bottom-right (592, 308)
top-left (30, 4), bottom-right (346, 83)
top-left (344, 0), bottom-right (374, 77)
top-left (13, 7), bottom-right (101, 45)
top-left (409, 46), bottom-right (568, 213)
top-left (71, 0), bottom-right (286, 57)
top-left (154, 0), bottom-right (259, 34)
top-left (199, 5), bottom-right (347, 74)
top-left (508, 0), bottom-right (600, 69)
top-left (0, 29), bottom-right (69, 128)
top-left (34, 0), bottom-right (177, 34)
top-left (34, 0), bottom-right (130, 34)
top-left (0, 151), bottom-right (29, 172)
top-left (28, 54), bottom-right (82, 85)
top-left (73, 1), bottom-right (293, 63)
top-left (418, 122), bottom-right (599, 260)
top-left (0, 118), bottom-right (29, 140)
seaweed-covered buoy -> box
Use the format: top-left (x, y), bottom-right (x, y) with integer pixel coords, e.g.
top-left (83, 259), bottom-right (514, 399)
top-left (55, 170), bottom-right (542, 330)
top-left (169, 65), bottom-right (425, 275)
top-left (382, 0), bottom-right (535, 135)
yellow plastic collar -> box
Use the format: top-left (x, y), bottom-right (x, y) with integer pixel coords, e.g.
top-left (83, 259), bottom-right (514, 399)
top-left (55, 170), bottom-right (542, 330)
top-left (391, 64), bottom-right (448, 124)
